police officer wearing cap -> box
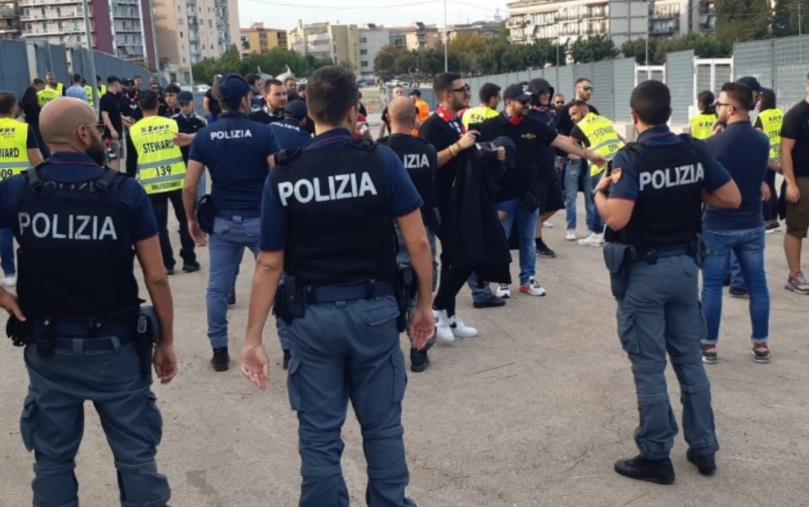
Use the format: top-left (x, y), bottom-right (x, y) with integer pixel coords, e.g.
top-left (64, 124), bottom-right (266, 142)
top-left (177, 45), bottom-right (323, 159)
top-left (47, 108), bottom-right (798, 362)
top-left (0, 91), bottom-right (44, 288)
top-left (130, 90), bottom-right (199, 274)
top-left (0, 97), bottom-right (177, 506)
top-left (183, 74), bottom-right (280, 372)
top-left (594, 80), bottom-right (740, 484)
top-left (269, 99), bottom-right (311, 150)
top-left (241, 66), bottom-right (434, 506)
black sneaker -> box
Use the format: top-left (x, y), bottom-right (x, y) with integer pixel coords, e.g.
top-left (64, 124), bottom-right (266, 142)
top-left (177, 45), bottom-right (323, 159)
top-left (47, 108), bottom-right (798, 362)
top-left (410, 347), bottom-right (430, 373)
top-left (729, 286), bottom-right (749, 298)
top-left (282, 349), bottom-right (291, 370)
top-left (211, 347), bottom-right (229, 372)
top-left (614, 455), bottom-right (675, 485)
top-left (166, 267), bottom-right (176, 275)
top-left (702, 344), bottom-right (718, 364)
top-left (228, 293), bottom-right (236, 306)
top-left (752, 343), bottom-right (770, 364)
top-left (536, 239), bottom-right (557, 258)
top-left (686, 449), bottom-right (716, 476)
top-left (473, 294), bottom-right (507, 309)
top-left (183, 261), bottom-right (201, 273)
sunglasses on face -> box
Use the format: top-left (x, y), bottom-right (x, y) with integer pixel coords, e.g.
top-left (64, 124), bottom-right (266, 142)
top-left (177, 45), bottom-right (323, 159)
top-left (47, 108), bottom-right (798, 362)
top-left (450, 84), bottom-right (470, 93)
top-left (583, 86), bottom-right (594, 92)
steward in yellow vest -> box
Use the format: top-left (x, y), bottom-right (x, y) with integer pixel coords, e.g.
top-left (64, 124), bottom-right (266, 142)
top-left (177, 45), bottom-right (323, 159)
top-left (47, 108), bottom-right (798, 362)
top-left (130, 116), bottom-right (186, 195)
top-left (571, 110), bottom-right (624, 177)
top-left (0, 92), bottom-right (44, 181)
top-left (83, 84), bottom-right (96, 106)
top-left (757, 107), bottom-right (784, 161)
top-left (690, 90), bottom-right (717, 140)
top-left (462, 82), bottom-right (502, 129)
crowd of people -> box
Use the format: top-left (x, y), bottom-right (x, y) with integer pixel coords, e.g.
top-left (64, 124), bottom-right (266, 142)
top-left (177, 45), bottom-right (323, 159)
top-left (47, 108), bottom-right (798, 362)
top-left (0, 62), bottom-right (808, 506)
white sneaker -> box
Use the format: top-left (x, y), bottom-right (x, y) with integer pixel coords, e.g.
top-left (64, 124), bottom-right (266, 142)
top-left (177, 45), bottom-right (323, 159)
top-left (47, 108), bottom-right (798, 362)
top-left (565, 230), bottom-right (577, 241)
top-left (519, 278), bottom-right (547, 296)
top-left (435, 310), bottom-right (456, 344)
top-left (542, 221), bottom-right (554, 228)
top-left (577, 232), bottom-right (605, 247)
top-left (495, 283), bottom-right (511, 298)
top-left (3, 274), bottom-right (16, 287)
top-left (450, 314), bottom-right (478, 338)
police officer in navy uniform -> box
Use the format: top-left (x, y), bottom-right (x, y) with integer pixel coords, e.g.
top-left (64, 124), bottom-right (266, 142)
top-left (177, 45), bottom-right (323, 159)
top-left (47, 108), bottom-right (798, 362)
top-left (0, 97), bottom-right (177, 506)
top-left (241, 66), bottom-right (434, 506)
top-left (269, 99), bottom-right (311, 151)
top-left (182, 74), bottom-right (280, 372)
top-left (594, 81), bottom-right (740, 484)
top-left (380, 95), bottom-right (439, 372)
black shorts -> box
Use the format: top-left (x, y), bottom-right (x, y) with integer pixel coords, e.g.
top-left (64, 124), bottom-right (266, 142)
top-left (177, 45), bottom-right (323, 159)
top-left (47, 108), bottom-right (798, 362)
top-left (537, 176), bottom-right (565, 215)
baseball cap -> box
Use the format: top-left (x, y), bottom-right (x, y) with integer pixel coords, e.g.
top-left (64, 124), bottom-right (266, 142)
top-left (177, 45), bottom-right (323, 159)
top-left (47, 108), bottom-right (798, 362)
top-left (285, 100), bottom-right (308, 121)
top-left (178, 91), bottom-right (194, 104)
top-left (503, 84), bottom-right (531, 103)
top-left (736, 76), bottom-right (762, 93)
top-left (218, 73), bottom-right (250, 108)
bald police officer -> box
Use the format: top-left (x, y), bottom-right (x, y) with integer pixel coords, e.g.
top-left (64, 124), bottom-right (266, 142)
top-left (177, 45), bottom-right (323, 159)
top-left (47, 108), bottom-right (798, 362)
top-left (594, 81), bottom-right (740, 484)
top-left (183, 74), bottom-right (280, 372)
top-left (241, 66), bottom-right (434, 506)
top-left (0, 97), bottom-right (177, 506)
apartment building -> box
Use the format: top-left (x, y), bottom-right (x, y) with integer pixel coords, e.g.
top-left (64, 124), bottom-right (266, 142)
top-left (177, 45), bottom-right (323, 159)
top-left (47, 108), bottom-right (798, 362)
top-left (19, 0), bottom-right (157, 64)
top-left (508, 0), bottom-right (716, 46)
top-left (153, 0), bottom-right (239, 83)
top-left (358, 24), bottom-right (389, 76)
top-left (447, 20), bottom-right (503, 41)
top-left (241, 22), bottom-right (287, 56)
top-left (0, 0), bottom-right (20, 39)
top-left (289, 21), bottom-right (362, 71)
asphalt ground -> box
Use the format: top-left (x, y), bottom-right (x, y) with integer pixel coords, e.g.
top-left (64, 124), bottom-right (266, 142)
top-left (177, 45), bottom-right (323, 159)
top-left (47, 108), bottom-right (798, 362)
top-left (1, 198), bottom-right (808, 506)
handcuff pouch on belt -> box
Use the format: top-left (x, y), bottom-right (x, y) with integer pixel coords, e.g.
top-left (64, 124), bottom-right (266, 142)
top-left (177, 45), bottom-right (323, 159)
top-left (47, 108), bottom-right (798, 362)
top-left (603, 242), bottom-right (633, 300)
top-left (275, 275), bottom-right (306, 324)
top-left (136, 306), bottom-right (161, 376)
top-left (196, 194), bottom-right (216, 234)
top-left (395, 264), bottom-right (418, 333)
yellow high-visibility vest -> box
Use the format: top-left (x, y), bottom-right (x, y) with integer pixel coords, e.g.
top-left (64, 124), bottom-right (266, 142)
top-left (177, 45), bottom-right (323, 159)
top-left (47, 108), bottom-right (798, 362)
top-left (84, 85), bottom-right (95, 106)
top-left (36, 85), bottom-right (62, 108)
top-left (129, 116), bottom-right (186, 195)
top-left (0, 117), bottom-right (32, 181)
top-left (690, 112), bottom-right (717, 141)
top-left (99, 84), bottom-right (107, 97)
top-left (758, 108), bottom-right (784, 160)
top-left (462, 105), bottom-right (500, 129)
top-left (577, 112), bottom-right (624, 177)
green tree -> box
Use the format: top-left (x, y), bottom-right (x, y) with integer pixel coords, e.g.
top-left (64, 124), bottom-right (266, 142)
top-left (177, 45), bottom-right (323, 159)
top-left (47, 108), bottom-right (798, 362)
top-left (374, 45), bottom-right (404, 76)
top-left (657, 33), bottom-right (732, 60)
top-left (715, 0), bottom-right (771, 44)
top-left (621, 38), bottom-right (662, 65)
top-left (772, 0), bottom-right (809, 36)
top-left (570, 35), bottom-right (618, 63)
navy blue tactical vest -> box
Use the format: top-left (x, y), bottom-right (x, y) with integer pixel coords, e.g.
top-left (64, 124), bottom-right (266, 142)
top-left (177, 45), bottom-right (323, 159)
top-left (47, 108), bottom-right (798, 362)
top-left (381, 134), bottom-right (435, 210)
top-left (15, 167), bottom-right (140, 318)
top-left (613, 136), bottom-right (706, 247)
top-left (274, 141), bottom-right (396, 284)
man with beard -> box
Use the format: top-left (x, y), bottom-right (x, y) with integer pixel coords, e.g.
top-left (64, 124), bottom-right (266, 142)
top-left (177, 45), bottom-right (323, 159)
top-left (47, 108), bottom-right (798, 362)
top-left (249, 78), bottom-right (287, 124)
top-left (0, 97), bottom-right (177, 506)
top-left (477, 84), bottom-right (605, 299)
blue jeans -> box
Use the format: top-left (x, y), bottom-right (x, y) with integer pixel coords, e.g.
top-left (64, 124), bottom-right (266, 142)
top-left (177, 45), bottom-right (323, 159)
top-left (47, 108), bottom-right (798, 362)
top-left (498, 197), bottom-right (538, 284)
top-left (22, 340), bottom-right (170, 507)
top-left (617, 254), bottom-right (719, 459)
top-left (564, 159), bottom-right (599, 232)
top-left (207, 216), bottom-right (260, 349)
top-left (286, 296), bottom-right (414, 506)
top-left (729, 252), bottom-right (746, 291)
top-left (589, 170), bottom-right (604, 233)
top-left (701, 227), bottom-right (770, 345)
top-left (0, 227), bottom-right (14, 275)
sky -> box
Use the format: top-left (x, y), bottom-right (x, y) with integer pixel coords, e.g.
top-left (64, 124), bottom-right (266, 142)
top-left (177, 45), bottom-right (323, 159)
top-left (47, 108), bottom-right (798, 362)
top-left (237, 0), bottom-right (510, 32)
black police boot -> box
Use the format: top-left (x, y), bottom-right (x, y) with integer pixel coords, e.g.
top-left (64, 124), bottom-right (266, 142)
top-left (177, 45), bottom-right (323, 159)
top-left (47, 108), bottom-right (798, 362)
top-left (614, 455), bottom-right (675, 485)
top-left (686, 449), bottom-right (717, 476)
top-left (166, 266), bottom-right (176, 275)
top-left (536, 238), bottom-right (557, 258)
top-left (282, 349), bottom-right (291, 370)
top-left (473, 294), bottom-right (507, 309)
top-left (211, 347), bottom-right (229, 372)
top-left (228, 293), bottom-right (236, 306)
top-left (183, 261), bottom-right (201, 273)
top-left (410, 347), bottom-right (430, 373)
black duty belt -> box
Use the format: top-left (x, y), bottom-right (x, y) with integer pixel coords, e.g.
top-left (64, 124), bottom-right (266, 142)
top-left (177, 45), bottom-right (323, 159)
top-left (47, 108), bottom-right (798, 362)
top-left (49, 334), bottom-right (133, 354)
top-left (305, 280), bottom-right (395, 304)
top-left (629, 243), bottom-right (693, 264)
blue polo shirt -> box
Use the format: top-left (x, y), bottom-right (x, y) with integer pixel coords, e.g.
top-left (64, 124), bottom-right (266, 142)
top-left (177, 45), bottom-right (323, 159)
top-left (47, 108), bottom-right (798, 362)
top-left (703, 121), bottom-right (769, 230)
top-left (0, 152), bottom-right (157, 241)
top-left (610, 126), bottom-right (731, 201)
top-left (270, 120), bottom-right (311, 152)
top-left (260, 128), bottom-right (422, 251)
top-left (189, 111), bottom-right (280, 216)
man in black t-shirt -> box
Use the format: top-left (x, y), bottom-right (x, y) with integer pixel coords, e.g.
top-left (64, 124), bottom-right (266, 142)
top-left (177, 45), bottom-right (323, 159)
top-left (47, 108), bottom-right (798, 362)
top-left (248, 79), bottom-right (286, 124)
top-left (99, 76), bottom-right (124, 170)
top-left (781, 80), bottom-right (809, 294)
top-left (377, 85), bottom-right (406, 140)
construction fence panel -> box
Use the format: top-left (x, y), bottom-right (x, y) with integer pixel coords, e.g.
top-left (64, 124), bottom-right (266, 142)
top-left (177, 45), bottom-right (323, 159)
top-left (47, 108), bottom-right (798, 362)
top-left (773, 36), bottom-right (809, 109)
top-left (613, 58), bottom-right (635, 123)
top-left (556, 65), bottom-right (574, 101)
top-left (666, 50), bottom-right (694, 126)
top-left (591, 60), bottom-right (614, 119)
top-left (732, 39), bottom-right (774, 89)
top-left (48, 44), bottom-right (69, 84)
top-left (0, 40), bottom-right (31, 97)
